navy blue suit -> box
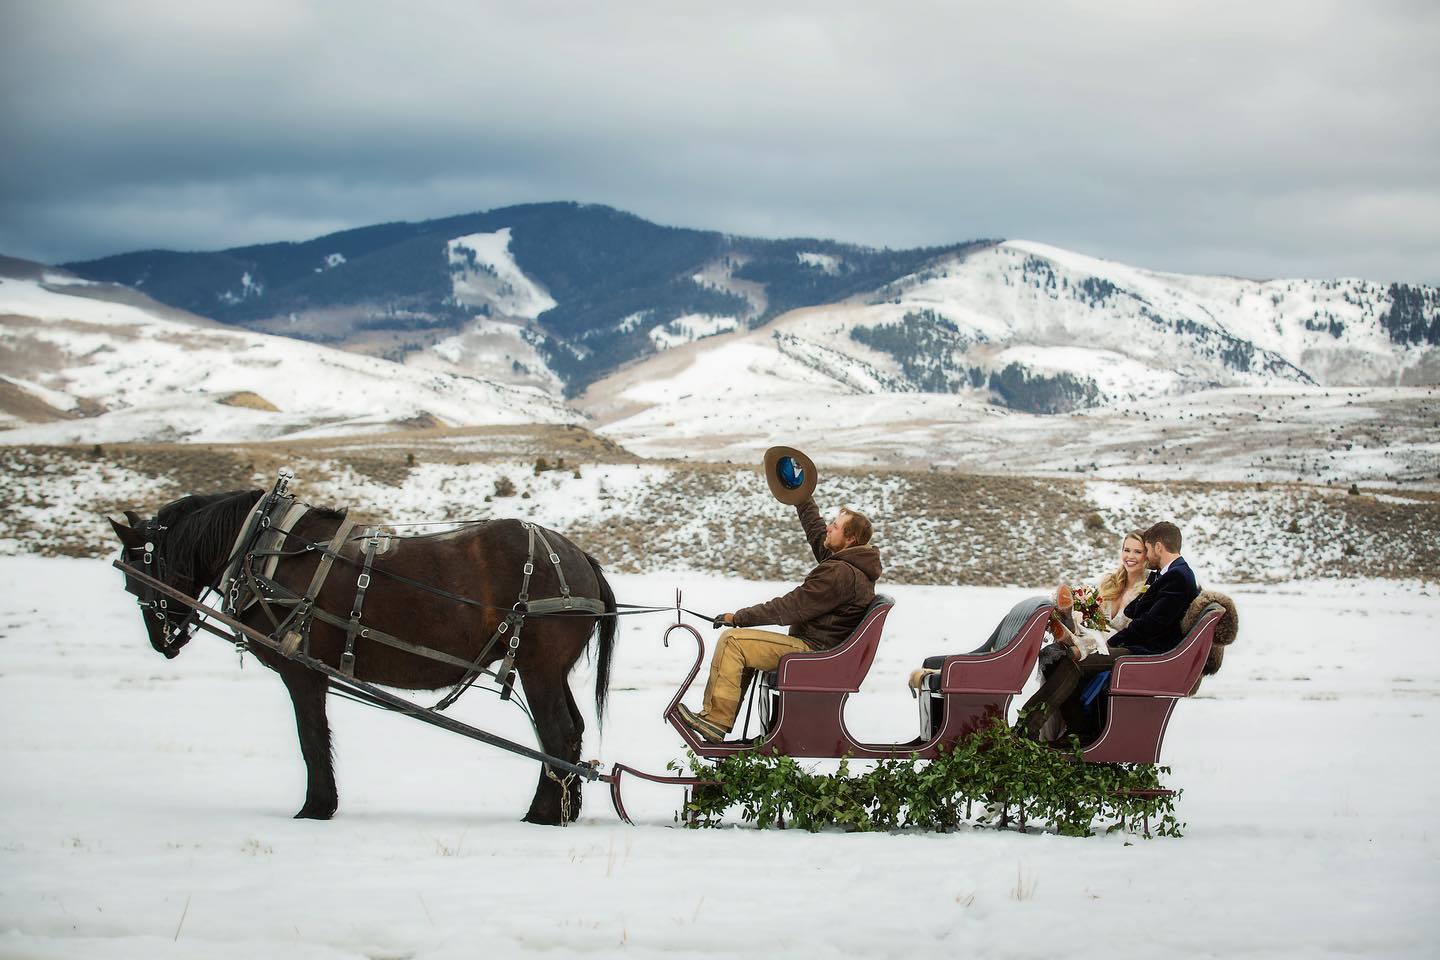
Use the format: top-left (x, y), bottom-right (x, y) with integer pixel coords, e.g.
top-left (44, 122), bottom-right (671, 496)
top-left (1107, 557), bottom-right (1200, 656)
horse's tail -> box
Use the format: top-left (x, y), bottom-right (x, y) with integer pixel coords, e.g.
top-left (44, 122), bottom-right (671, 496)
top-left (586, 552), bottom-right (618, 728)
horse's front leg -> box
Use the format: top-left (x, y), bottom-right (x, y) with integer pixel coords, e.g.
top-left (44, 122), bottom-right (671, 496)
top-left (282, 666), bottom-right (338, 819)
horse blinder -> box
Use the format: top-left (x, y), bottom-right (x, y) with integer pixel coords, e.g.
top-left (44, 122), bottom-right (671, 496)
top-left (120, 520), bottom-right (194, 658)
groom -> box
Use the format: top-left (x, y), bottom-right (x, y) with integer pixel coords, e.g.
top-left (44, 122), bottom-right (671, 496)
top-left (1019, 521), bottom-right (1199, 742)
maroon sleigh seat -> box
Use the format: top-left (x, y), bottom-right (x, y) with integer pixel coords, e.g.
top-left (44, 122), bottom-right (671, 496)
top-left (1078, 602), bottom-right (1225, 764)
top-left (916, 596), bottom-right (1052, 742)
top-left (765, 594), bottom-right (895, 693)
top-left (742, 596), bottom-right (894, 756)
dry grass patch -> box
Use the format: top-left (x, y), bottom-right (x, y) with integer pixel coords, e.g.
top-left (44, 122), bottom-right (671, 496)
top-left (217, 391), bottom-right (280, 412)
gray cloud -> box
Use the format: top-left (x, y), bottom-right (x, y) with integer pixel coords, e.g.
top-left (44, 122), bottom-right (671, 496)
top-left (1, 0), bottom-right (1436, 283)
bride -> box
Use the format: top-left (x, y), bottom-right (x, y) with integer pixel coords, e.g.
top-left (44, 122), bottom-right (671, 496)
top-left (1031, 531), bottom-right (1149, 743)
top-left (1049, 530), bottom-right (1149, 659)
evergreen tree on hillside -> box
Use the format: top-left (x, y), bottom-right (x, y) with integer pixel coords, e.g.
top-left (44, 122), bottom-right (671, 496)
top-left (1381, 283), bottom-right (1440, 345)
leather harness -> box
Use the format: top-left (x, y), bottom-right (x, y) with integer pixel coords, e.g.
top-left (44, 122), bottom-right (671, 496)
top-left (217, 487), bottom-right (606, 710)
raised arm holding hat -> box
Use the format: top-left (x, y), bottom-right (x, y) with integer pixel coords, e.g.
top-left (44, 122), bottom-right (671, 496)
top-left (676, 451), bottom-right (882, 742)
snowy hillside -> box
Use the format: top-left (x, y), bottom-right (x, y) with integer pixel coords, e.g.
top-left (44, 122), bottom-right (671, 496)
top-left (0, 269), bottom-right (576, 444)
top-left (446, 229), bottom-right (556, 319)
top-left (403, 318), bottom-right (564, 394)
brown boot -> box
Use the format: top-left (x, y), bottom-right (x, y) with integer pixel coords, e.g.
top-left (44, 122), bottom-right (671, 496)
top-left (676, 704), bottom-right (729, 742)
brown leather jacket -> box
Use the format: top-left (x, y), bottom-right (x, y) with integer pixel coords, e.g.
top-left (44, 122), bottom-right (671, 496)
top-left (732, 499), bottom-right (882, 649)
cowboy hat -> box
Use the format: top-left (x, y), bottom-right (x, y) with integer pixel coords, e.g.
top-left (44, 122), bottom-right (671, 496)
top-left (763, 446), bottom-right (817, 505)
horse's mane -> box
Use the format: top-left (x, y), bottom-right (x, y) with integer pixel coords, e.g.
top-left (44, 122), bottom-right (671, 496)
top-left (156, 489), bottom-right (264, 585)
top-left (156, 490), bottom-right (346, 585)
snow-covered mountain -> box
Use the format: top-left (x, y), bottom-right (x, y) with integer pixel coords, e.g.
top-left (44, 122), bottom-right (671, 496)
top-left (12, 214), bottom-right (1439, 487)
top-left (576, 241), bottom-right (1439, 486)
top-left (59, 203), bottom-right (985, 393)
top-left (583, 238), bottom-right (1438, 412)
top-left (767, 240), bottom-right (1437, 410)
top-left (60, 205), bottom-right (1438, 408)
top-left (0, 260), bottom-right (574, 444)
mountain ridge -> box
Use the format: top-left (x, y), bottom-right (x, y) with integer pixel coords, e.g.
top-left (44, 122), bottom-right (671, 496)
top-left (4, 247), bottom-right (1437, 488)
top-left (61, 202), bottom-right (982, 394)
top-left (54, 204), bottom-right (1440, 407)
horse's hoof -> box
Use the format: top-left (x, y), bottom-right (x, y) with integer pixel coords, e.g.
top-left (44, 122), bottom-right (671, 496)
top-left (294, 806), bottom-right (335, 820)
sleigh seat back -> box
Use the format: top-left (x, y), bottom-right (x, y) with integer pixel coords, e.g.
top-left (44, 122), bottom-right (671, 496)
top-left (915, 596), bottom-right (1051, 742)
top-left (1079, 602), bottom-right (1225, 764)
top-left (746, 596), bottom-right (894, 754)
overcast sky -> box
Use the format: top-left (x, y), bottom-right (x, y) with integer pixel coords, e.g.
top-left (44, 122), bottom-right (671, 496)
top-left (2, 1), bottom-right (1436, 283)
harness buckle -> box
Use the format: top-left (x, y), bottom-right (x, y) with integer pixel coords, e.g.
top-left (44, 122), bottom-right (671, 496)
top-left (357, 573), bottom-right (371, 589)
top-left (523, 562), bottom-right (534, 576)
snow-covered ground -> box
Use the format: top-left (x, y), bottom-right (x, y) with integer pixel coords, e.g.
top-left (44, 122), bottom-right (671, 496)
top-left (3, 557), bottom-right (1437, 958)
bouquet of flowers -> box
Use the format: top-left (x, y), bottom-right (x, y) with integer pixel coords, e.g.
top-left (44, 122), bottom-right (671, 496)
top-left (1069, 584), bottom-right (1111, 632)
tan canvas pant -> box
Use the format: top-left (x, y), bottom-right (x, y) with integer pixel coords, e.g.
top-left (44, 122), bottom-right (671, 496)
top-left (699, 627), bottom-right (812, 730)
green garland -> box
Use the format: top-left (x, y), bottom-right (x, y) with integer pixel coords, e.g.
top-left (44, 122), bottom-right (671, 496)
top-left (670, 719), bottom-right (1182, 837)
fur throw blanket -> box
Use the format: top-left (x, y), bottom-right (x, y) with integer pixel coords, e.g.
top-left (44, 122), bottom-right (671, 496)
top-left (1182, 590), bottom-right (1238, 695)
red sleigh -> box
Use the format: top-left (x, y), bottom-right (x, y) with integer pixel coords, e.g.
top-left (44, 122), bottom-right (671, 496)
top-left (608, 595), bottom-right (1228, 822)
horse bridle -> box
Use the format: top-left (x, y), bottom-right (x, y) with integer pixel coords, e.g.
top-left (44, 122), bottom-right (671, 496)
top-left (122, 517), bottom-right (201, 653)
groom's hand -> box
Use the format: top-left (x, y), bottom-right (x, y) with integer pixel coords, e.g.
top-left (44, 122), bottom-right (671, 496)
top-left (712, 612), bottom-right (735, 628)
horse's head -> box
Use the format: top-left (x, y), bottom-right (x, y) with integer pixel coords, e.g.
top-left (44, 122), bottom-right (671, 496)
top-left (110, 508), bottom-right (194, 658)
top-left (109, 490), bottom-right (262, 658)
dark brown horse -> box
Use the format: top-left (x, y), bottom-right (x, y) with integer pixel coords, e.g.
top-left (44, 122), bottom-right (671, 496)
top-left (108, 489), bottom-right (616, 825)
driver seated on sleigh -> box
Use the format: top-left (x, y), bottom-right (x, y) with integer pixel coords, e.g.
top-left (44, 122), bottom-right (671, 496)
top-left (676, 497), bottom-right (882, 743)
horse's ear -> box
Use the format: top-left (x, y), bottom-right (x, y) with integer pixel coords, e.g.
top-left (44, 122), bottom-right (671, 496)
top-left (123, 510), bottom-right (144, 528)
top-left (109, 516), bottom-right (139, 545)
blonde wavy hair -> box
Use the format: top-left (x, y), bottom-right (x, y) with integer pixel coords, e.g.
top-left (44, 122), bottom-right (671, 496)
top-left (1099, 531), bottom-right (1146, 604)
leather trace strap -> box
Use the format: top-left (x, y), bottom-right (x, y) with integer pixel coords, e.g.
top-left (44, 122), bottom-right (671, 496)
top-left (529, 524), bottom-right (577, 608)
top-left (433, 521), bottom-right (598, 711)
top-left (340, 529), bottom-right (382, 677)
top-left (276, 516), bottom-right (356, 659)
